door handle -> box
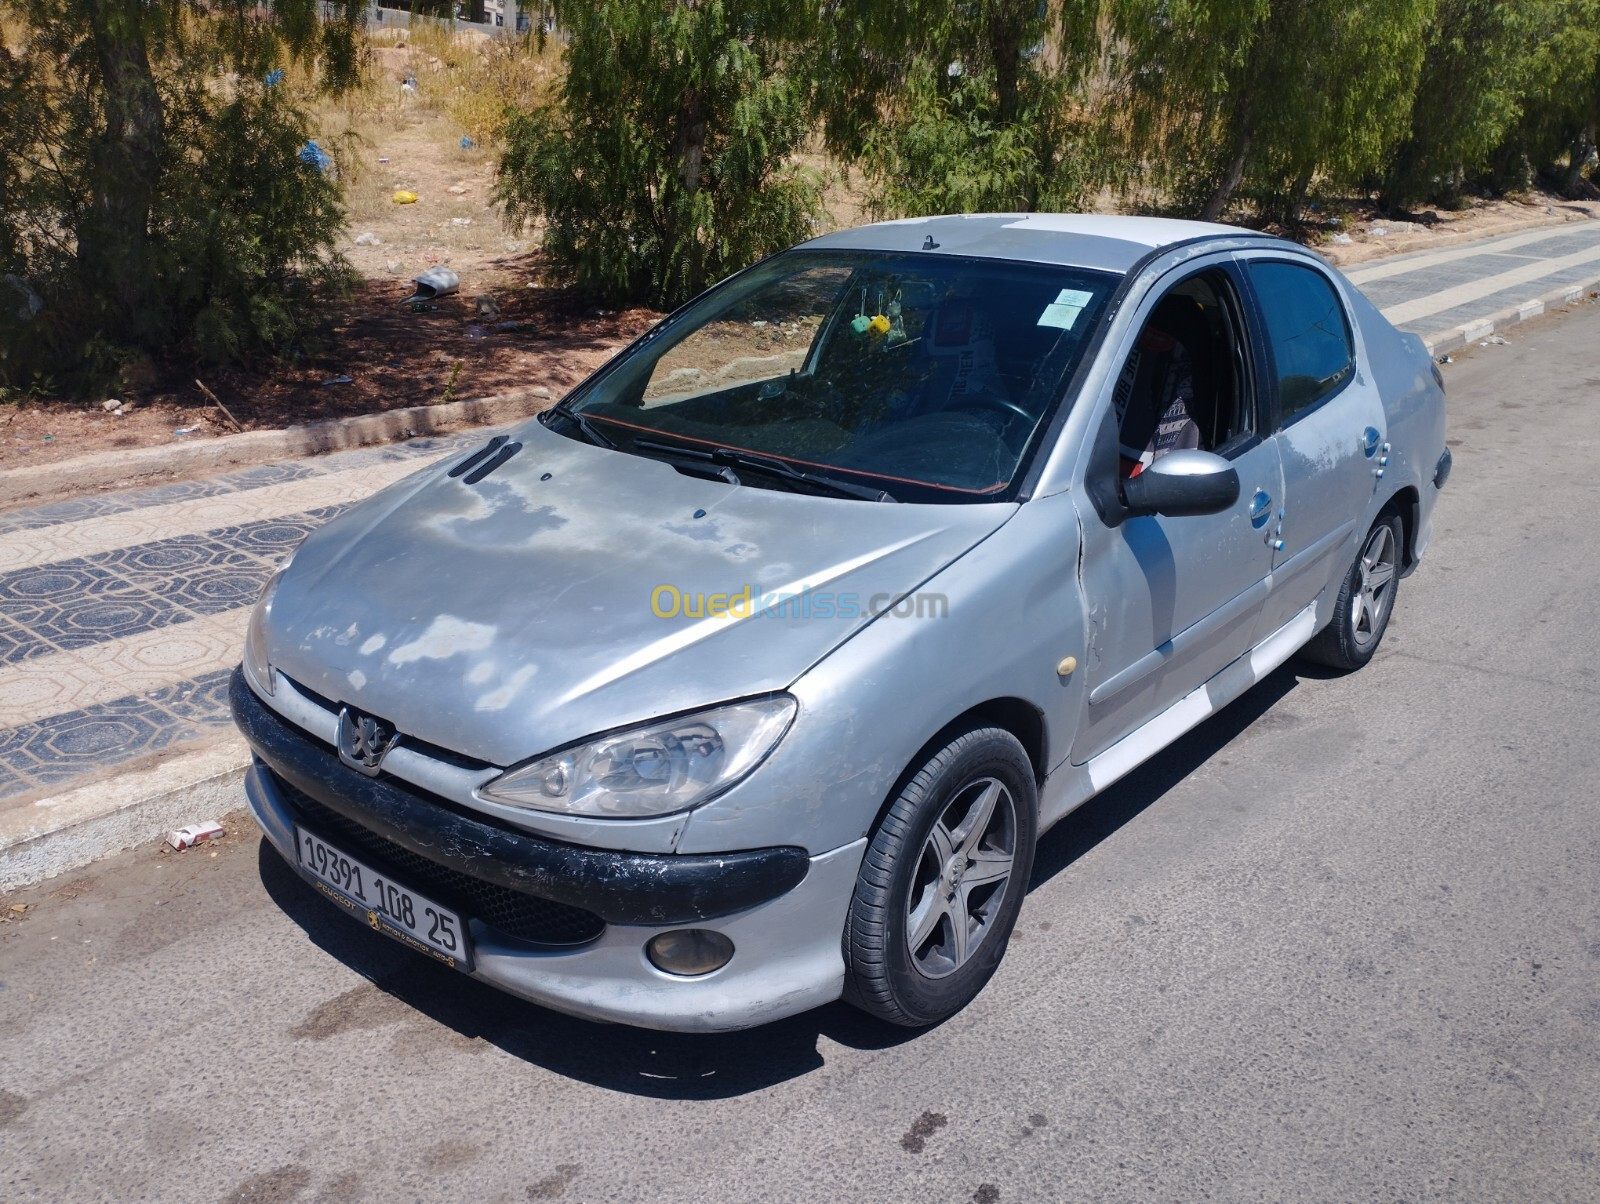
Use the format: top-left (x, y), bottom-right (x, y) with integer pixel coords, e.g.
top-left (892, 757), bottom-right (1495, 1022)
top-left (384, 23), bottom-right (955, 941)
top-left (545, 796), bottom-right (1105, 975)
top-left (1249, 490), bottom-right (1273, 527)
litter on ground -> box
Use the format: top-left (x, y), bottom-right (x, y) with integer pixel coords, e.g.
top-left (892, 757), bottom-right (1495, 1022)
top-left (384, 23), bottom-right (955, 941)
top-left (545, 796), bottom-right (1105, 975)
top-left (166, 821), bottom-right (225, 852)
top-left (404, 265), bottom-right (460, 304)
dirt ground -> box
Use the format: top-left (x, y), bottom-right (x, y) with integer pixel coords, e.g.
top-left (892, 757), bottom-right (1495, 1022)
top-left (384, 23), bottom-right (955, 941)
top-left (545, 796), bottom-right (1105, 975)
top-left (2, 26), bottom-right (1594, 479)
top-left (1313, 193), bottom-right (1600, 268)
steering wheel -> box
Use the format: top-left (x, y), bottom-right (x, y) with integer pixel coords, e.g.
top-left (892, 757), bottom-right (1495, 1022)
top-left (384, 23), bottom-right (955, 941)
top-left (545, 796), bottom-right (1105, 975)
top-left (942, 390), bottom-right (1033, 428)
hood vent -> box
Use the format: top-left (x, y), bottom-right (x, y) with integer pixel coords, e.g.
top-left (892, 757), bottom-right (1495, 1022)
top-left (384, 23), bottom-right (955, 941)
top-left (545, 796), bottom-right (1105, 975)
top-left (448, 435), bottom-right (523, 485)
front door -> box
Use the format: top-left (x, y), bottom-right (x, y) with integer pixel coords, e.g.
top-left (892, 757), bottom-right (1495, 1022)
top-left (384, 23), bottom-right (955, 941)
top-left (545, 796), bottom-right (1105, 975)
top-left (1071, 264), bottom-right (1282, 764)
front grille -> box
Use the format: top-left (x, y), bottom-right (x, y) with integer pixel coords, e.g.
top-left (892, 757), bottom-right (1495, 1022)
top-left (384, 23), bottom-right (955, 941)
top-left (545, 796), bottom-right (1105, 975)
top-left (277, 775), bottom-right (605, 948)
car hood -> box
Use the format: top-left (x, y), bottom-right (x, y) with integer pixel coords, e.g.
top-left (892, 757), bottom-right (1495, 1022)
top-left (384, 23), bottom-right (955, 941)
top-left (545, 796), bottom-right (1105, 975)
top-left (266, 420), bottom-right (1014, 766)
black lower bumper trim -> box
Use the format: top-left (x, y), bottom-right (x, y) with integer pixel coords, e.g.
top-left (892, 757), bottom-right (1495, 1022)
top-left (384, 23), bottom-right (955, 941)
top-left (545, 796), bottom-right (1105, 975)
top-left (230, 668), bottom-right (809, 925)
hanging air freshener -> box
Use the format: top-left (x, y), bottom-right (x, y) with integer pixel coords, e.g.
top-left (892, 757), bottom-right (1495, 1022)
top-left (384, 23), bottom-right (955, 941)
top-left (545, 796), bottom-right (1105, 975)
top-left (885, 291), bottom-right (907, 346)
top-left (850, 288), bottom-right (871, 335)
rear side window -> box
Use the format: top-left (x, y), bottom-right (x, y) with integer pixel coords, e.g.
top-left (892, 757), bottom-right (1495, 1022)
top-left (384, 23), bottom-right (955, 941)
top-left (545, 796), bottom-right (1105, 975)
top-left (1248, 261), bottom-right (1354, 426)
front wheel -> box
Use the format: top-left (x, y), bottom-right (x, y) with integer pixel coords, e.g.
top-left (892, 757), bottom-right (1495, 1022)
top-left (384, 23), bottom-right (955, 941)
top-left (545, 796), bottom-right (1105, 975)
top-left (1302, 513), bottom-right (1402, 671)
top-left (843, 726), bottom-right (1037, 1027)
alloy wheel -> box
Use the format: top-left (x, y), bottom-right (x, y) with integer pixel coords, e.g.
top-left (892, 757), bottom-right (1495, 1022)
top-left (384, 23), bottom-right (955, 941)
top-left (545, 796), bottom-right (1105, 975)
top-left (905, 777), bottom-right (1018, 980)
top-left (1351, 522), bottom-right (1398, 651)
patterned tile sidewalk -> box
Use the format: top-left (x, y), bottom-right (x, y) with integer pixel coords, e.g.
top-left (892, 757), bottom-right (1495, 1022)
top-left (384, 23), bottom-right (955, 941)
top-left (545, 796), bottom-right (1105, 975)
top-left (1, 217), bottom-right (1598, 826)
top-left (1344, 221), bottom-right (1600, 342)
top-left (0, 432), bottom-right (487, 808)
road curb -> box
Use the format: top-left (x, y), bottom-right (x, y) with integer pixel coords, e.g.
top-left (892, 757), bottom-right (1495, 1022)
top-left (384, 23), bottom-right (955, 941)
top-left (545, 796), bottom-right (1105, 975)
top-left (0, 740), bottom-right (249, 892)
top-left (0, 384), bottom-right (554, 512)
top-left (1420, 277), bottom-right (1600, 356)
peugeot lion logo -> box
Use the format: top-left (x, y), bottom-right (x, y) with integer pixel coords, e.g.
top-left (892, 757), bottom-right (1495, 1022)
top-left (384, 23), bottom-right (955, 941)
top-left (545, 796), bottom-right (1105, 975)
top-left (338, 707), bottom-right (399, 776)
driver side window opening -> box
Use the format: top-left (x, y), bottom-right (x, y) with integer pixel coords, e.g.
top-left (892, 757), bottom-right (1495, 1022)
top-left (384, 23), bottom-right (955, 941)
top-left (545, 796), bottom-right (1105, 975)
top-left (1114, 270), bottom-right (1253, 477)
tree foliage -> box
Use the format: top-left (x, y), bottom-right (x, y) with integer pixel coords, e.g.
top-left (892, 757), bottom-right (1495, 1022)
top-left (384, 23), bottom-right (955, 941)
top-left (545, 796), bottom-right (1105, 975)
top-left (495, 0), bottom-right (824, 309)
top-left (1380, 0), bottom-right (1544, 209)
top-left (0, 0), bottom-right (364, 395)
top-left (8, 0), bottom-right (1600, 391)
top-left (814, 0), bottom-right (1105, 217)
top-left (1510, 0), bottom-right (1600, 197)
top-left (1104, 0), bottom-right (1434, 222)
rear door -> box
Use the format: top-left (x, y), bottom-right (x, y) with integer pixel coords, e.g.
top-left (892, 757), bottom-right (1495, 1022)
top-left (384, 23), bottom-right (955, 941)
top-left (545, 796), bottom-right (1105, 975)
top-left (1239, 256), bottom-right (1387, 641)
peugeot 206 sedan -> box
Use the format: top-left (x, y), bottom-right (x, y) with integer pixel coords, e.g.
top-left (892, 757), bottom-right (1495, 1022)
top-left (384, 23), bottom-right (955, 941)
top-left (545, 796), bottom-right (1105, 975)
top-left (232, 214), bottom-right (1448, 1031)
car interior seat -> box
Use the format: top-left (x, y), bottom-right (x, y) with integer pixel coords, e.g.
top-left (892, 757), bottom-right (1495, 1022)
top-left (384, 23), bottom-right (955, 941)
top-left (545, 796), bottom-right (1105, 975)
top-left (1119, 293), bottom-right (1220, 473)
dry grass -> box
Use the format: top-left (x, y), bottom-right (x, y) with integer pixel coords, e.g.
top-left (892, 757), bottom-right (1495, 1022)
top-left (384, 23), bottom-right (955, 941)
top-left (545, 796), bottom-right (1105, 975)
top-left (296, 22), bottom-right (562, 246)
top-left (404, 21), bottom-right (563, 146)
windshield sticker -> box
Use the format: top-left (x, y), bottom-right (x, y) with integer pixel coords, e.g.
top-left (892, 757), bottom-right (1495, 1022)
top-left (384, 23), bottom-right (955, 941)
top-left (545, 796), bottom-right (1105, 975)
top-left (1037, 288), bottom-right (1094, 330)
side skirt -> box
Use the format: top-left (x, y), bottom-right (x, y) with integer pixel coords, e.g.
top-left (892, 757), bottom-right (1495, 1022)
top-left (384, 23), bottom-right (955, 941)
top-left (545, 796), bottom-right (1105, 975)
top-left (1039, 603), bottom-right (1319, 832)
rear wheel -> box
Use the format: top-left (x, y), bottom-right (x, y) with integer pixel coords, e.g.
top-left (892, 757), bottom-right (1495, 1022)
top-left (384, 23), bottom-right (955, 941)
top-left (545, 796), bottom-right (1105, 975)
top-left (843, 727), bottom-right (1037, 1027)
top-left (1302, 513), bottom-right (1402, 671)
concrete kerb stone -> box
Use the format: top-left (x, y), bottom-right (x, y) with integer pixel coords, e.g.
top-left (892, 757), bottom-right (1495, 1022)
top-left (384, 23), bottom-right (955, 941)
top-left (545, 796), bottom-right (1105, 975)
top-left (0, 384), bottom-right (554, 511)
top-left (1421, 277), bottom-right (1600, 357)
top-left (0, 738), bottom-right (250, 892)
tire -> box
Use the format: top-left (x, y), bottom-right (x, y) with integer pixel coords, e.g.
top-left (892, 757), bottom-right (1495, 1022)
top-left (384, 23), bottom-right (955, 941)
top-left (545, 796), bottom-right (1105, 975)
top-left (843, 726), bottom-right (1038, 1027)
top-left (1302, 513), bottom-right (1403, 671)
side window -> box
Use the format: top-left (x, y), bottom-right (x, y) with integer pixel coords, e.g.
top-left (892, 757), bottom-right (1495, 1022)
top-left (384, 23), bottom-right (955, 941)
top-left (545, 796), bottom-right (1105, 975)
top-left (1248, 261), bottom-right (1354, 427)
top-left (1113, 270), bottom-right (1252, 477)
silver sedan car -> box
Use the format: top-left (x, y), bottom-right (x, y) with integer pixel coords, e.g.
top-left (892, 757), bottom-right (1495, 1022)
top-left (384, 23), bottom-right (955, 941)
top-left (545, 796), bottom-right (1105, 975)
top-left (232, 214), bottom-right (1449, 1031)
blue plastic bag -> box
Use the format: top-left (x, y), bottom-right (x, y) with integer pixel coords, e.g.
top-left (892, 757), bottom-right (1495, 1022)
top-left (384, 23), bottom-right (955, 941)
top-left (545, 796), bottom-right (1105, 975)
top-left (299, 140), bottom-right (333, 173)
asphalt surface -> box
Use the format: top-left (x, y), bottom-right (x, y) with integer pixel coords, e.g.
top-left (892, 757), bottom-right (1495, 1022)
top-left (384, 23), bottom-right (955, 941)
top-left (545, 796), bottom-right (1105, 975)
top-left (3, 303), bottom-right (1599, 1203)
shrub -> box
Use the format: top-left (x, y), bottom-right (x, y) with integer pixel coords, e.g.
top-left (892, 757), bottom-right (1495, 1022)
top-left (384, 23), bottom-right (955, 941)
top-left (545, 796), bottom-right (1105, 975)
top-left (495, 0), bottom-right (824, 309)
top-left (0, 2), bottom-right (361, 397)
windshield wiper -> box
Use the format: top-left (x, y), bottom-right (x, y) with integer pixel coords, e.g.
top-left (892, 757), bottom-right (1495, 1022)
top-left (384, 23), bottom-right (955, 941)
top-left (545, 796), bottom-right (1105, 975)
top-left (543, 400), bottom-right (616, 450)
top-left (631, 437), bottom-right (896, 503)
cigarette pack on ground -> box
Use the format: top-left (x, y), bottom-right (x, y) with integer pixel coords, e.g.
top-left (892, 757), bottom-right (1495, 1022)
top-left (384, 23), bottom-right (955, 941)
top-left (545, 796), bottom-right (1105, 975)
top-left (167, 821), bottom-right (225, 851)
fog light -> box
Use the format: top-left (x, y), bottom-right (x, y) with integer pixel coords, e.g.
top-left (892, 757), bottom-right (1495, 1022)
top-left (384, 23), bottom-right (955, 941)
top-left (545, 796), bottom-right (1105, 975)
top-left (646, 929), bottom-right (734, 977)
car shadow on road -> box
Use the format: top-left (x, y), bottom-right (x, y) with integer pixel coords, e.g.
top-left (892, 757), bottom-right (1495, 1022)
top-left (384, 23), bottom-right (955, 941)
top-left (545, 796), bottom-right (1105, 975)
top-left (259, 663), bottom-right (1306, 1100)
top-left (1029, 664), bottom-right (1301, 889)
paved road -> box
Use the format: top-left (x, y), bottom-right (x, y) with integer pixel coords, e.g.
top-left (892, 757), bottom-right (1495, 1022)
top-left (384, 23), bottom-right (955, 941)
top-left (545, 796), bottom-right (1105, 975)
top-left (3, 304), bottom-right (1599, 1203)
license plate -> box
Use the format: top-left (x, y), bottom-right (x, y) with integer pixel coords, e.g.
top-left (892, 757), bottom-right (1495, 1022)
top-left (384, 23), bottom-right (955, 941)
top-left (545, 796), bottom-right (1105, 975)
top-left (294, 824), bottom-right (472, 972)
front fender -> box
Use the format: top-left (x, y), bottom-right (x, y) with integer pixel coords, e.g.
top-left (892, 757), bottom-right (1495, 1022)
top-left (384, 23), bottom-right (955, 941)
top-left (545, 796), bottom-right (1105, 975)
top-left (677, 494), bottom-right (1088, 855)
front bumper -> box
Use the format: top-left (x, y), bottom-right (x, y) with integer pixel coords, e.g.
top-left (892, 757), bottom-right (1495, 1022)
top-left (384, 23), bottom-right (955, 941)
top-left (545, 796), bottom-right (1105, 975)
top-left (232, 669), bottom-right (865, 1031)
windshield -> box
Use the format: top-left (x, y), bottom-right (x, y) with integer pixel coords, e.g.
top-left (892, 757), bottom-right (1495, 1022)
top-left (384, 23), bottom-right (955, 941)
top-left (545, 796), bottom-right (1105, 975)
top-left (558, 250), bottom-right (1117, 502)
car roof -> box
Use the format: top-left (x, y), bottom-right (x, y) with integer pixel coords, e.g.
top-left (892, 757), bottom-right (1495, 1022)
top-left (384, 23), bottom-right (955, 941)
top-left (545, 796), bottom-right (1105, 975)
top-left (800, 213), bottom-right (1280, 275)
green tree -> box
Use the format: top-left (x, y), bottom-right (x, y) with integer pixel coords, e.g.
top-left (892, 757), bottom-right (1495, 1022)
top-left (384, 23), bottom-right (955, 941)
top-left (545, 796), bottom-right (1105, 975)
top-left (813, 1), bottom-right (1106, 217)
top-left (495, 0), bottom-right (824, 309)
top-left (1106, 0), bottom-right (1435, 223)
top-left (0, 0), bottom-right (364, 394)
top-left (1381, 0), bottom-right (1546, 211)
top-left (1511, 0), bottom-right (1600, 197)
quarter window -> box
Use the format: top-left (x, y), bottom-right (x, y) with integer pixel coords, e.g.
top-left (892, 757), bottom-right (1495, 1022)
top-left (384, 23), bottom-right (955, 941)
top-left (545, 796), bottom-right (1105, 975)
top-left (1249, 261), bottom-right (1354, 427)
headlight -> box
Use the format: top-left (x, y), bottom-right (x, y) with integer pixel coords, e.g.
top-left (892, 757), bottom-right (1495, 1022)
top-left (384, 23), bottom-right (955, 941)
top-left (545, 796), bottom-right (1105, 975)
top-left (243, 566), bottom-right (288, 696)
top-left (479, 696), bottom-right (797, 818)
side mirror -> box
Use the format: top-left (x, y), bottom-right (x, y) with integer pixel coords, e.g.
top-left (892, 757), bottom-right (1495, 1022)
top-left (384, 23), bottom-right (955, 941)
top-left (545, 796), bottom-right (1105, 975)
top-left (1120, 449), bottom-right (1240, 518)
